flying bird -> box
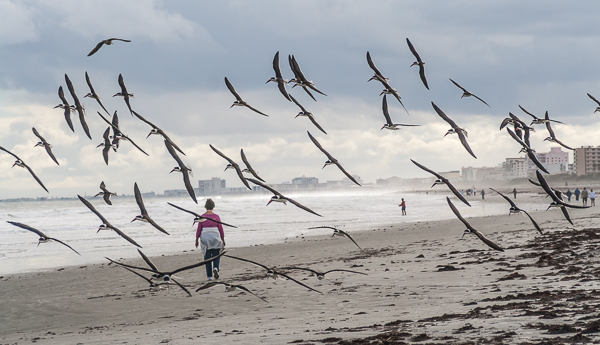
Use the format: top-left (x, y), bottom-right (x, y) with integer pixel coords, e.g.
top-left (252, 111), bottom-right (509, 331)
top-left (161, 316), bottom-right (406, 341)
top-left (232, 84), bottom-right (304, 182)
top-left (290, 94), bottom-right (327, 134)
top-left (288, 55), bottom-right (316, 101)
top-left (164, 140), bottom-right (196, 203)
top-left (78, 195), bottom-right (141, 248)
top-left (288, 55), bottom-right (327, 97)
top-left (225, 77), bottom-right (269, 116)
top-left (119, 266), bottom-right (169, 294)
top-left (7, 221), bottom-right (79, 255)
top-left (308, 225), bottom-right (363, 251)
top-left (266, 51), bottom-right (291, 101)
top-left (543, 112), bottom-right (574, 150)
top-left (446, 197), bottom-right (504, 252)
top-left (54, 86), bottom-right (75, 132)
top-left (96, 127), bottom-right (112, 165)
top-left (94, 181), bottom-right (117, 205)
top-left (209, 144), bottom-right (251, 190)
top-left (240, 148), bottom-right (266, 182)
top-left (535, 170), bottom-right (589, 225)
top-left (84, 71), bottom-right (110, 115)
top-left (247, 178), bottom-right (322, 217)
top-left (224, 255), bottom-right (322, 294)
top-left (505, 128), bottom-right (549, 174)
top-left (365, 52), bottom-right (407, 112)
top-left (406, 38), bottom-right (429, 90)
top-left (0, 145), bottom-right (48, 193)
top-left (410, 159), bottom-right (470, 207)
top-left (500, 113), bottom-right (534, 147)
top-left (380, 95), bottom-right (419, 130)
top-left (587, 93), bottom-right (600, 113)
top-left (528, 178), bottom-right (563, 201)
top-left (113, 74), bottom-right (134, 115)
top-left (449, 79), bottom-right (489, 107)
top-left (131, 183), bottom-right (169, 235)
top-left (307, 131), bottom-right (360, 186)
top-left (195, 281), bottom-right (268, 303)
top-left (167, 202), bottom-right (237, 228)
top-left (280, 266), bottom-right (367, 280)
top-left (432, 102), bottom-right (476, 159)
top-left (87, 38), bottom-right (131, 57)
top-left (97, 111), bottom-right (149, 156)
top-left (65, 74), bottom-right (92, 139)
top-left (488, 188), bottom-right (543, 235)
top-left (32, 127), bottom-right (59, 165)
top-left (519, 106), bottom-right (564, 126)
top-left (366, 51), bottom-right (389, 83)
top-left (132, 110), bottom-right (185, 156)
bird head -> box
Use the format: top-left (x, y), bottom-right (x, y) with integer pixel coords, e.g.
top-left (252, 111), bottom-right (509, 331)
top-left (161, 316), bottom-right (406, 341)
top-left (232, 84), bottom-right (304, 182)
top-left (224, 164), bottom-right (233, 172)
top-left (322, 160), bottom-right (333, 169)
top-left (131, 215), bottom-right (143, 223)
top-left (97, 224), bottom-right (108, 233)
top-left (34, 142), bottom-right (44, 148)
top-left (265, 77), bottom-right (276, 84)
top-left (462, 229), bottom-right (472, 237)
top-left (170, 167), bottom-right (181, 174)
top-left (146, 129), bottom-right (159, 139)
top-left (83, 93), bottom-right (93, 99)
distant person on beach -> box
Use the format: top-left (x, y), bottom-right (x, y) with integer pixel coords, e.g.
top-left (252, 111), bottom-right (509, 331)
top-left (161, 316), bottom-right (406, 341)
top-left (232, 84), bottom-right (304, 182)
top-left (195, 198), bottom-right (225, 281)
top-left (473, 187), bottom-right (477, 196)
top-left (591, 189), bottom-right (596, 206)
top-left (481, 189), bottom-right (485, 200)
top-left (513, 188), bottom-right (517, 199)
top-left (399, 198), bottom-right (406, 216)
top-left (575, 188), bottom-right (581, 201)
top-left (582, 188), bottom-right (589, 206)
top-left (566, 189), bottom-right (572, 202)
top-left (461, 190), bottom-right (465, 196)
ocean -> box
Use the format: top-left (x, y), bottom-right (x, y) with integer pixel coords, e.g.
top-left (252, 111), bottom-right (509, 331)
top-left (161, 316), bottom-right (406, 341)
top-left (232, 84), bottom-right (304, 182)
top-left (0, 190), bottom-right (541, 275)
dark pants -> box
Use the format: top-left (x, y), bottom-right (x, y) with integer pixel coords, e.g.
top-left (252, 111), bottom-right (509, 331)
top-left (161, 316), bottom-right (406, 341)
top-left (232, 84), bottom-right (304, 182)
top-left (204, 248), bottom-right (221, 278)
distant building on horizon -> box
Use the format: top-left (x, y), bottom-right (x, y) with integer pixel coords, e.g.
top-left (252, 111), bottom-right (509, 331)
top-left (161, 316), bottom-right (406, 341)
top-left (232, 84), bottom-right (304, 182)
top-left (574, 146), bottom-right (600, 176)
top-left (198, 177), bottom-right (226, 195)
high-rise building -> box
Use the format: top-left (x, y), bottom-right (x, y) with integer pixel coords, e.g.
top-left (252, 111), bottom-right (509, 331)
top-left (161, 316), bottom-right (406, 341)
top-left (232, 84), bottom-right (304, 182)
top-left (198, 177), bottom-right (226, 195)
top-left (574, 146), bottom-right (600, 176)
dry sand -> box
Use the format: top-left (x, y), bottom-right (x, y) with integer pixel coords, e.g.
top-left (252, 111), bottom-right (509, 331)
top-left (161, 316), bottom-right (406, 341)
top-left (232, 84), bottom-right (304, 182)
top-left (2, 192), bottom-right (600, 344)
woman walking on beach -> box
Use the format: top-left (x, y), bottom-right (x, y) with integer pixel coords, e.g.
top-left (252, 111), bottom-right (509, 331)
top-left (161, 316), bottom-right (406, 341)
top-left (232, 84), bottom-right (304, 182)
top-left (195, 199), bottom-right (225, 281)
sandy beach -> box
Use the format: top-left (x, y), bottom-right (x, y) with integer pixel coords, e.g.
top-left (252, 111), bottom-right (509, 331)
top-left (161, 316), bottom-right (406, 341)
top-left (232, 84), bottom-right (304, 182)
top-left (2, 192), bottom-right (600, 344)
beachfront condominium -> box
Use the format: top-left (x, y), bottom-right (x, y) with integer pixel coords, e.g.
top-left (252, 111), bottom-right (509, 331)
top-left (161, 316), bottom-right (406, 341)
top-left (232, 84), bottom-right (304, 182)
top-left (574, 146), bottom-right (600, 176)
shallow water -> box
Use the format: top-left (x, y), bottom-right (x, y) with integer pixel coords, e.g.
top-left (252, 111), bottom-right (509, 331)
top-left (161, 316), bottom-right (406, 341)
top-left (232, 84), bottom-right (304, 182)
top-left (0, 190), bottom-right (542, 274)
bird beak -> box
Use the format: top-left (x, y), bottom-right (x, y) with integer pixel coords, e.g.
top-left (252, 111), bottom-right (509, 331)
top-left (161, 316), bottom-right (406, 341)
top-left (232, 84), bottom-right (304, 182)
top-left (53, 105), bottom-right (60, 109)
top-left (112, 94), bottom-right (118, 97)
top-left (430, 183), bottom-right (436, 188)
top-left (322, 164), bottom-right (327, 169)
top-left (169, 168), bottom-right (176, 173)
top-left (266, 200), bottom-right (272, 206)
top-left (265, 79), bottom-right (270, 84)
top-left (146, 132), bottom-right (152, 139)
top-left (131, 218), bottom-right (136, 223)
top-left (545, 205), bottom-right (551, 211)
top-left (230, 104), bottom-right (235, 108)
top-left (443, 132), bottom-right (450, 137)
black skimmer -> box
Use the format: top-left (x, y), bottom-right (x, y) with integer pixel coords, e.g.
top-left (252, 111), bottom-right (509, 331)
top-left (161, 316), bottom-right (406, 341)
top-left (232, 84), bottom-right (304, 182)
top-left (365, 52), bottom-right (407, 112)
top-left (108, 111), bottom-right (120, 151)
top-left (587, 93), bottom-right (600, 113)
top-left (225, 77), bottom-right (268, 116)
top-left (164, 140), bottom-right (197, 204)
top-left (167, 202), bottom-right (237, 228)
top-left (506, 127), bottom-right (549, 174)
top-left (307, 225), bottom-right (363, 251)
top-left (224, 255), bottom-right (322, 294)
top-left (280, 266), bottom-right (367, 280)
top-left (380, 95), bottom-right (419, 130)
top-left (307, 131), bottom-right (360, 186)
top-left (406, 38), bottom-right (429, 90)
top-left (240, 148), bottom-right (266, 182)
top-left (87, 38), bottom-right (131, 57)
top-left (266, 51), bottom-right (291, 101)
top-left (535, 170), bottom-right (588, 225)
top-left (290, 95), bottom-right (327, 134)
top-left (133, 249), bottom-right (189, 295)
top-left (7, 221), bottom-right (79, 255)
top-left (97, 111), bottom-right (149, 156)
top-left (96, 127), bottom-right (112, 165)
top-left (84, 71), bottom-right (110, 115)
top-left (119, 266), bottom-right (166, 294)
top-left (195, 281), bottom-right (268, 303)
top-left (500, 113), bottom-right (534, 148)
top-left (366, 51), bottom-right (389, 83)
top-left (410, 159), bottom-right (471, 207)
top-left (446, 197), bottom-right (504, 252)
top-left (488, 188), bottom-right (543, 235)
top-left (246, 178), bottom-right (322, 217)
top-left (432, 102), bottom-right (476, 159)
top-left (78, 194), bottom-right (141, 248)
top-left (54, 86), bottom-right (75, 132)
top-left (32, 127), bottom-right (59, 165)
top-left (65, 74), bottom-right (92, 140)
top-left (106, 250), bottom-right (226, 291)
top-left (94, 181), bottom-right (117, 205)
top-left (543, 112), bottom-right (574, 150)
top-left (519, 106), bottom-right (564, 126)
top-left (131, 183), bottom-right (169, 235)
top-left (132, 110), bottom-right (185, 155)
top-left (449, 79), bottom-right (489, 107)
top-left (209, 144), bottom-right (251, 190)
top-left (288, 55), bottom-right (316, 101)
top-left (288, 55), bottom-right (327, 97)
top-left (113, 74), bottom-right (134, 115)
top-left (528, 178), bottom-right (563, 201)
top-left (0, 146), bottom-right (48, 193)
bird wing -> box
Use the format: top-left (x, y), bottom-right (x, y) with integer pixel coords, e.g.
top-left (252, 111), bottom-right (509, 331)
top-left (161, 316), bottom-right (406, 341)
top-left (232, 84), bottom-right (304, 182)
top-left (307, 114), bottom-right (328, 135)
top-left (520, 210), bottom-right (543, 235)
top-left (536, 170), bottom-right (560, 202)
top-left (133, 183), bottom-right (148, 215)
top-left (339, 229), bottom-right (363, 251)
top-left (234, 284), bottom-right (268, 303)
top-left (292, 56), bottom-right (326, 95)
top-left (84, 71), bottom-right (97, 96)
top-left (121, 266), bottom-right (154, 285)
top-left (527, 150), bottom-right (549, 174)
top-left (170, 278), bottom-right (192, 297)
top-left (103, 193), bottom-right (112, 205)
top-left (289, 94), bottom-right (308, 113)
top-left (23, 163), bottom-right (49, 193)
top-left (472, 94), bottom-right (490, 107)
top-left (87, 41), bottom-right (105, 56)
top-left (307, 225), bottom-right (338, 231)
top-left (544, 112), bottom-right (556, 138)
top-left (131, 110), bottom-right (157, 129)
top-left (471, 229), bottom-right (504, 252)
top-left (195, 281), bottom-right (222, 291)
top-left (366, 51), bottom-right (385, 79)
top-left (417, 64), bottom-right (429, 90)
top-left (280, 266), bottom-right (319, 275)
top-left (7, 221), bottom-right (46, 237)
top-left (106, 257), bottom-right (156, 273)
top-left (518, 105), bottom-right (538, 120)
top-left (406, 38), bottom-right (422, 62)
top-left (223, 254), bottom-right (275, 271)
top-left (109, 38), bottom-right (131, 43)
top-left (0, 146), bottom-right (21, 161)
top-left (122, 135), bottom-right (149, 156)
top-left (273, 51), bottom-right (283, 79)
top-left (553, 138), bottom-right (574, 151)
top-left (449, 78), bottom-right (468, 93)
top-left (224, 77), bottom-right (243, 102)
top-left (49, 237), bottom-right (81, 255)
top-left (489, 188), bottom-right (518, 209)
top-left (137, 249), bottom-right (159, 271)
top-left (307, 130), bottom-right (334, 160)
top-left (273, 270), bottom-right (322, 294)
top-left (528, 179), bottom-right (562, 200)
top-left (431, 102), bottom-right (459, 129)
top-left (506, 128), bottom-right (528, 149)
top-left (118, 74), bottom-right (128, 95)
top-left (181, 168), bottom-right (198, 204)
top-left (381, 94), bottom-right (393, 125)
top-left (164, 139), bottom-right (186, 168)
top-left (588, 93), bottom-right (600, 106)
top-left (306, 83), bottom-right (327, 96)
top-left (560, 206), bottom-right (574, 225)
top-left (456, 129), bottom-right (477, 159)
top-left (445, 180), bottom-right (472, 207)
top-left (77, 106), bottom-right (92, 140)
top-left (240, 149), bottom-right (266, 182)
top-left (167, 202), bottom-right (201, 217)
top-left (285, 196), bottom-right (323, 217)
top-left (64, 74), bottom-right (80, 106)
top-left (78, 194), bottom-right (110, 225)
top-left (446, 197), bottom-right (473, 230)
top-left (409, 159), bottom-right (444, 179)
top-left (333, 161), bottom-right (361, 186)
top-left (245, 104), bottom-right (269, 117)
top-left (99, 181), bottom-right (108, 193)
top-left (170, 250), bottom-right (227, 275)
top-left (210, 146), bottom-right (251, 190)
top-left (210, 144), bottom-right (236, 165)
top-left (110, 226), bottom-right (142, 248)
top-left (145, 216), bottom-right (170, 235)
top-left (102, 127), bottom-right (110, 165)
top-left (32, 127), bottom-right (45, 142)
top-left (58, 86), bottom-right (75, 132)
top-left (323, 269), bottom-right (368, 276)
top-left (44, 144), bottom-right (59, 165)
top-left (246, 178), bottom-right (281, 196)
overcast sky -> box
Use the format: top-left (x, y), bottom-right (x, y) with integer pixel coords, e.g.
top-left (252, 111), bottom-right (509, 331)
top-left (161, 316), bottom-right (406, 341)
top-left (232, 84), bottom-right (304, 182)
top-left (1, 0), bottom-right (600, 199)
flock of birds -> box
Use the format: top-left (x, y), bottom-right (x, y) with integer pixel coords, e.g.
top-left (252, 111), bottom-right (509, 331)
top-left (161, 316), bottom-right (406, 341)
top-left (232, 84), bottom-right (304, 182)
top-left (2, 36), bottom-right (594, 299)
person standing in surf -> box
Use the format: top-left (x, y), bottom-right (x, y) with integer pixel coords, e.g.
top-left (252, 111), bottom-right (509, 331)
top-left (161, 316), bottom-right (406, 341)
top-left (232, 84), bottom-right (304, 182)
top-left (399, 198), bottom-right (407, 216)
top-left (195, 199), bottom-right (226, 281)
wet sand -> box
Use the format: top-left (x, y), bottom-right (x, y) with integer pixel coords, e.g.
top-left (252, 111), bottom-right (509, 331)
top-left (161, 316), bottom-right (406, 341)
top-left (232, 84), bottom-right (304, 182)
top-left (2, 192), bottom-right (600, 344)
